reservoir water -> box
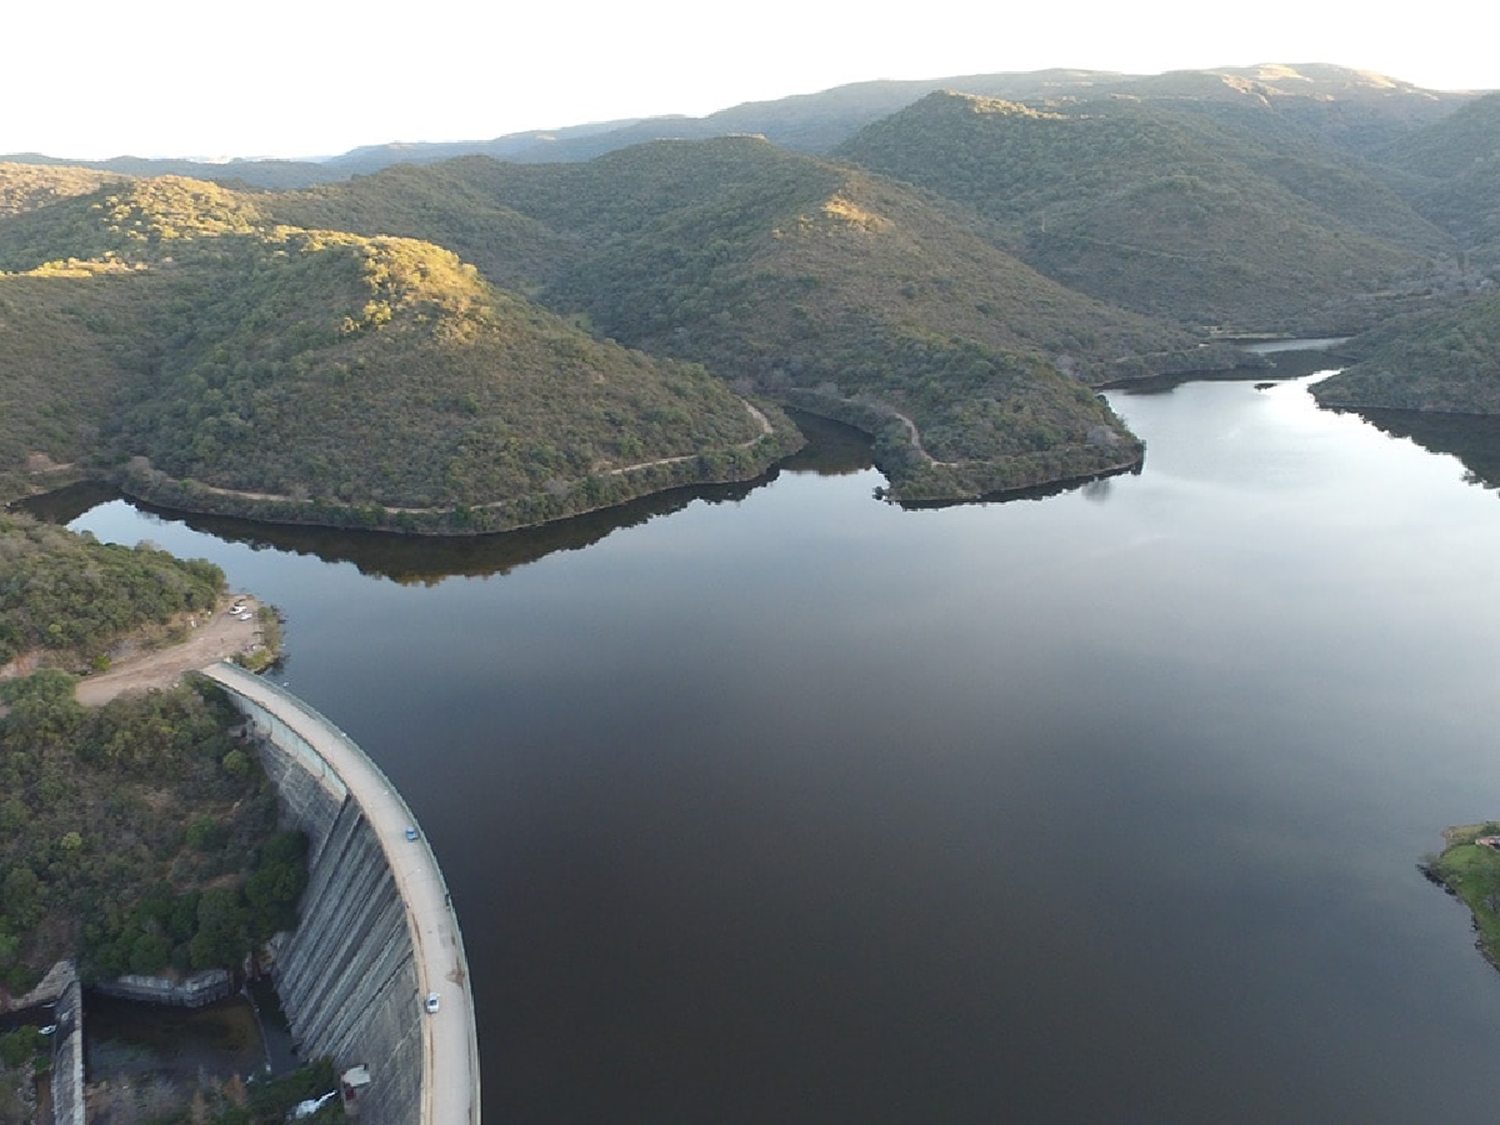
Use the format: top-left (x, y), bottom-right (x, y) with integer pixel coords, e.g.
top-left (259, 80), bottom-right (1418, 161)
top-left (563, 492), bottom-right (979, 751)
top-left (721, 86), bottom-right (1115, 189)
top-left (46, 372), bottom-right (1500, 1122)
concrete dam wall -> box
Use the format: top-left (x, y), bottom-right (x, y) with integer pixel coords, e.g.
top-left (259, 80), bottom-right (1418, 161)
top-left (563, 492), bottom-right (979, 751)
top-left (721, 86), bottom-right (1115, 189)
top-left (200, 663), bottom-right (479, 1125)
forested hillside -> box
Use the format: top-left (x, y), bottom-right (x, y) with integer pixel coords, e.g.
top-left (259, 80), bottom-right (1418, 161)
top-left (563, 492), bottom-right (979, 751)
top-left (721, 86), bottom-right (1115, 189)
top-left (519, 138), bottom-right (1181, 499)
top-left (0, 162), bottom-right (122, 218)
top-left (6, 61), bottom-right (1500, 511)
top-left (1094, 63), bottom-right (1467, 156)
top-left (0, 172), bottom-right (797, 530)
top-left (0, 512), bottom-right (223, 670)
top-left (835, 92), bottom-right (1432, 330)
top-left (1377, 92), bottom-right (1500, 180)
top-left (0, 152), bottom-right (338, 191)
top-left (1374, 94), bottom-right (1500, 276)
top-left (262, 161), bottom-right (576, 289)
top-left (261, 139), bottom-right (1248, 499)
top-left (1313, 293), bottom-right (1500, 412)
top-left (0, 669), bottom-right (305, 993)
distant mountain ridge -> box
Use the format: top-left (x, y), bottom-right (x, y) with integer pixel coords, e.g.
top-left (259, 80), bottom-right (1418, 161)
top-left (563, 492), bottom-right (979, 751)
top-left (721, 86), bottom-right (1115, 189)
top-left (3, 63), bottom-right (1483, 186)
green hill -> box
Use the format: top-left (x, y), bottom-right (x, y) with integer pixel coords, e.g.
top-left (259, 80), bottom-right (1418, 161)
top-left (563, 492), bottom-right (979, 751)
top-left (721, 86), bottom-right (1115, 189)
top-left (0, 265), bottom-right (161, 498)
top-left (0, 511), bottom-right (223, 670)
top-left (0, 162), bottom-right (126, 219)
top-left (1098, 63), bottom-right (1471, 157)
top-left (0, 174), bottom-right (797, 531)
top-left (0, 511), bottom-right (299, 993)
top-left (0, 666), bottom-right (303, 991)
top-left (1377, 92), bottom-right (1500, 181)
top-left (835, 92), bottom-right (1430, 331)
top-left (516, 138), bottom-right (1201, 376)
top-left (1418, 157), bottom-right (1500, 273)
top-left (0, 151), bottom-right (339, 190)
top-left (0, 169), bottom-right (166, 500)
top-left (1312, 292), bottom-right (1500, 412)
top-left (231, 140), bottom-right (1240, 501)
top-left (456, 138), bottom-right (1236, 500)
top-left (256, 161), bottom-right (577, 290)
top-left (1376, 96), bottom-right (1500, 273)
top-left (1128, 102), bottom-right (1450, 258)
top-left (12, 92), bottom-right (1475, 512)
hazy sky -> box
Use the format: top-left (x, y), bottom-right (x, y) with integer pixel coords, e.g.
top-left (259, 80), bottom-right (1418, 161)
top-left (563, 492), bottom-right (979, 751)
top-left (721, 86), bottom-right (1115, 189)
top-left (10, 0), bottom-right (1495, 160)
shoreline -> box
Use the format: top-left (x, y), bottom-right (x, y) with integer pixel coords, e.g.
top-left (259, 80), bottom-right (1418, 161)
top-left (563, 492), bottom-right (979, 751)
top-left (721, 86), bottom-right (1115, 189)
top-left (72, 594), bottom-right (271, 705)
top-left (1421, 823), bottom-right (1500, 973)
top-left (111, 415), bottom-right (804, 537)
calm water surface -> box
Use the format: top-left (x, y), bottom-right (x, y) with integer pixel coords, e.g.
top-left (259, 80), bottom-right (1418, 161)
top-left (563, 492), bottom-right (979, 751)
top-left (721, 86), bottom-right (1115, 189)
top-left (54, 379), bottom-right (1500, 1122)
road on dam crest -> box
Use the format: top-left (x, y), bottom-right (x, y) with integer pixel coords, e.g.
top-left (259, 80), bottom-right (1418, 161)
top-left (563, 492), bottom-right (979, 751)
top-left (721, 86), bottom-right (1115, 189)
top-left (200, 662), bottom-right (480, 1125)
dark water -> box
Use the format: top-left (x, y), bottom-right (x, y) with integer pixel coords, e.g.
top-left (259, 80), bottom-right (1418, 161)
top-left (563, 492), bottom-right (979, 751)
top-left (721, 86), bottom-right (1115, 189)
top-left (45, 380), bottom-right (1500, 1122)
top-left (1353, 409), bottom-right (1500, 494)
top-left (84, 994), bottom-right (266, 1082)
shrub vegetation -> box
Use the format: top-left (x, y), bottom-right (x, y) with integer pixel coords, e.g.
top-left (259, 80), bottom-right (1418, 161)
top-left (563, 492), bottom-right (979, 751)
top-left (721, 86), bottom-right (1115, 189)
top-left (0, 674), bottom-right (306, 993)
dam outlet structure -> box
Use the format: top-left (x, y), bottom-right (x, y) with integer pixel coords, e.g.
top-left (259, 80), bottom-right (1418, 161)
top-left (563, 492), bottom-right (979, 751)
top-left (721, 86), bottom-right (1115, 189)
top-left (199, 662), bottom-right (479, 1125)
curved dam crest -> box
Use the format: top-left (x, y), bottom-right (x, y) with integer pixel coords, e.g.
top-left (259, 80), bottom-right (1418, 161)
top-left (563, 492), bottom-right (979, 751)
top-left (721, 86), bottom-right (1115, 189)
top-left (199, 662), bottom-right (479, 1125)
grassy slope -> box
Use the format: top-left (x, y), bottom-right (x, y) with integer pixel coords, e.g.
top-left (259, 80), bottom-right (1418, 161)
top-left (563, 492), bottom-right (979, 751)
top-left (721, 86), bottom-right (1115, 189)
top-left (0, 173), bottom-right (796, 530)
top-left (836, 93), bottom-right (1428, 330)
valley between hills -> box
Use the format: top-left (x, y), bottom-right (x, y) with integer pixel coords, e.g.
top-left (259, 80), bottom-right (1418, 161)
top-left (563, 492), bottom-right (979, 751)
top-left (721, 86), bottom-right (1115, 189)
top-left (4, 61), bottom-right (1497, 530)
top-left (3, 61), bottom-right (1500, 1114)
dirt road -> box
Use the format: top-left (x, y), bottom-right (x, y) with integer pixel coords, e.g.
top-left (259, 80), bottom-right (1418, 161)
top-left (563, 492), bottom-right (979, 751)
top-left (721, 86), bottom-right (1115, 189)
top-left (74, 596), bottom-right (265, 706)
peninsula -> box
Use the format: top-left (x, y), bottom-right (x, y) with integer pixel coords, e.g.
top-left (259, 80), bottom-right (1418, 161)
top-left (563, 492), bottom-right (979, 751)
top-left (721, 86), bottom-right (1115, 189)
top-left (1422, 824), bottom-right (1500, 970)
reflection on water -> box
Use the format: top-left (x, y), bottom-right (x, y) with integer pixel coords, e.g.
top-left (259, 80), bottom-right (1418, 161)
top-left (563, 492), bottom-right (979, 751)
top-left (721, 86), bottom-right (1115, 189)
top-left (1350, 408), bottom-right (1500, 494)
top-left (774, 411), bottom-right (875, 477)
top-left (84, 993), bottom-right (267, 1083)
top-left (17, 413), bottom-right (876, 586)
top-left (1242, 336), bottom-right (1351, 354)
top-left (26, 376), bottom-right (1500, 1123)
top-left (1111, 353), bottom-right (1341, 397)
top-left (10, 480), bottom-right (119, 525)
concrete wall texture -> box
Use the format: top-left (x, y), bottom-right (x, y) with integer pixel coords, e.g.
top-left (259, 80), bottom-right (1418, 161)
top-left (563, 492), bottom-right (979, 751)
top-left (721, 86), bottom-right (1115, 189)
top-left (273, 796), bottom-right (424, 1123)
top-left (50, 967), bottom-right (83, 1125)
top-left (202, 663), bottom-right (479, 1125)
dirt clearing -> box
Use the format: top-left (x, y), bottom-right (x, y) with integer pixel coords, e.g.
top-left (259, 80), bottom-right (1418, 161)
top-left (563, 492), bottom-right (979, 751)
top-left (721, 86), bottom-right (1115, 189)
top-left (75, 595), bottom-right (266, 706)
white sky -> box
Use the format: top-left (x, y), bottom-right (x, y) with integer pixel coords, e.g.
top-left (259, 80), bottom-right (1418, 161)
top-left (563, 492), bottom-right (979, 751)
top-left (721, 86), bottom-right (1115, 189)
top-left (8, 0), bottom-right (1497, 161)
